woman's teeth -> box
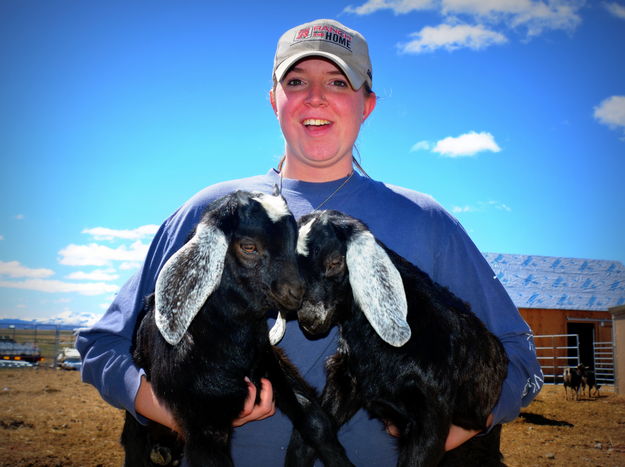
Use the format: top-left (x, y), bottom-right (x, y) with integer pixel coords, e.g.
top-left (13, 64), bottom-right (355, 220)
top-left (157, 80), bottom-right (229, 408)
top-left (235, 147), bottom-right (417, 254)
top-left (303, 119), bottom-right (331, 126)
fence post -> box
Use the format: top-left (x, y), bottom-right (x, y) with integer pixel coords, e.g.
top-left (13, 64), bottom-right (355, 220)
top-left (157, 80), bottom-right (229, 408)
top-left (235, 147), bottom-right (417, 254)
top-left (610, 305), bottom-right (625, 394)
top-left (54, 326), bottom-right (60, 367)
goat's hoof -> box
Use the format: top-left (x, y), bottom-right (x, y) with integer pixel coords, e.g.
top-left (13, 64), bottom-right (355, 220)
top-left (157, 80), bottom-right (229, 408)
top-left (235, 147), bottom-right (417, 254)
top-left (150, 445), bottom-right (173, 465)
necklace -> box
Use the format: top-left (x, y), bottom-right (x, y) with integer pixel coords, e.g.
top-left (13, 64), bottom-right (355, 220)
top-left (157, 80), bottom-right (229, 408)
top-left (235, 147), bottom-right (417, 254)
top-left (279, 170), bottom-right (354, 210)
top-left (314, 171), bottom-right (354, 210)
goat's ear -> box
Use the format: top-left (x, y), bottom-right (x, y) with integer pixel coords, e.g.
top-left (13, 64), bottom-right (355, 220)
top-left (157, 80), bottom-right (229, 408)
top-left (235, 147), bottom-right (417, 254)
top-left (154, 222), bottom-right (228, 345)
top-left (346, 231), bottom-right (411, 347)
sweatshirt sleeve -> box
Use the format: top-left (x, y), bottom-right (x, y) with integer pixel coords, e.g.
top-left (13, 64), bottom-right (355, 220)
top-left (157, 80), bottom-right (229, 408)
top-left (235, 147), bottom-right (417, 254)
top-left (76, 203), bottom-right (203, 420)
top-left (432, 217), bottom-right (544, 426)
top-left (75, 270), bottom-right (147, 419)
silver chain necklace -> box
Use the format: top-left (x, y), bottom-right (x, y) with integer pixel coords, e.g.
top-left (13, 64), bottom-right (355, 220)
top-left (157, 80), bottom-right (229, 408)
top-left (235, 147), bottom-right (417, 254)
top-left (279, 170), bottom-right (354, 210)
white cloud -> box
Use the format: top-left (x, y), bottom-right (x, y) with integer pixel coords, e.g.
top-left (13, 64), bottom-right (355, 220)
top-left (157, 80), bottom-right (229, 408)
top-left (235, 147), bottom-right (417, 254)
top-left (347, 0), bottom-right (585, 41)
top-left (15, 214), bottom-right (25, 220)
top-left (452, 205), bottom-right (477, 213)
top-left (399, 23), bottom-right (507, 53)
top-left (604, 1), bottom-right (625, 19)
top-left (593, 95), bottom-right (625, 135)
top-left (410, 140), bottom-right (432, 151)
top-left (344, 0), bottom-right (435, 15)
top-left (58, 240), bottom-right (150, 266)
top-left (83, 224), bottom-right (159, 241)
top-left (441, 0), bottom-right (584, 36)
top-left (40, 298), bottom-right (72, 304)
top-left (432, 131), bottom-right (501, 156)
top-left (46, 309), bottom-right (102, 327)
top-left (452, 200), bottom-right (512, 213)
top-left (486, 200), bottom-right (512, 211)
top-left (0, 279), bottom-right (118, 296)
top-left (66, 269), bottom-right (120, 281)
top-left (119, 262), bottom-right (142, 271)
top-left (0, 235), bottom-right (4, 240)
top-left (0, 261), bottom-right (54, 279)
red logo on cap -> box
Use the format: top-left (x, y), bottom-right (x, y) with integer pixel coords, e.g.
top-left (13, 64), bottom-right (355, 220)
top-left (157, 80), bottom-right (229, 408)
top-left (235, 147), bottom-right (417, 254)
top-left (296, 28), bottom-right (311, 40)
top-left (293, 24), bottom-right (353, 50)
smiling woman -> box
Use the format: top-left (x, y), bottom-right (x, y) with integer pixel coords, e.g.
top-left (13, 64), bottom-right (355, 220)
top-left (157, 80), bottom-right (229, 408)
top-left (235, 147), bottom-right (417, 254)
top-left (76, 18), bottom-right (543, 466)
top-left (270, 57), bottom-right (376, 181)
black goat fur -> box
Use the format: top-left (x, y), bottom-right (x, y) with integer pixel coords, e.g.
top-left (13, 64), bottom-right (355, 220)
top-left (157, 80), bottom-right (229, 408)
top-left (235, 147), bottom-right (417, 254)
top-left (288, 210), bottom-right (508, 467)
top-left (121, 192), bottom-right (352, 467)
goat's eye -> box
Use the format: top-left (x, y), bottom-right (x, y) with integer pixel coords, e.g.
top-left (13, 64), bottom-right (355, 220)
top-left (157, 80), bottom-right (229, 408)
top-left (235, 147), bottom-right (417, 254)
top-left (239, 242), bottom-right (257, 254)
top-left (325, 256), bottom-right (344, 277)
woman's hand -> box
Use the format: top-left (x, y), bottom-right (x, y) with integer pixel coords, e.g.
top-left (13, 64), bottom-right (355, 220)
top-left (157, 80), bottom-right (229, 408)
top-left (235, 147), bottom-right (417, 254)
top-left (444, 414), bottom-right (493, 450)
top-left (136, 376), bottom-right (276, 434)
top-left (384, 414), bottom-right (494, 451)
top-left (135, 376), bottom-right (181, 433)
top-left (232, 377), bottom-right (276, 427)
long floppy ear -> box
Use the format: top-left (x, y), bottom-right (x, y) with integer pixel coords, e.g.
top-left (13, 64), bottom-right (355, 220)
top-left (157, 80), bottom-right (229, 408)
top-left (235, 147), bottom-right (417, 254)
top-left (346, 231), bottom-right (411, 347)
top-left (155, 222), bottom-right (228, 345)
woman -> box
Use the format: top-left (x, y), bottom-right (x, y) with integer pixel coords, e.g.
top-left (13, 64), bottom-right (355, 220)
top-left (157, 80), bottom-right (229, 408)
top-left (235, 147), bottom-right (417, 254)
top-left (77, 18), bottom-right (542, 465)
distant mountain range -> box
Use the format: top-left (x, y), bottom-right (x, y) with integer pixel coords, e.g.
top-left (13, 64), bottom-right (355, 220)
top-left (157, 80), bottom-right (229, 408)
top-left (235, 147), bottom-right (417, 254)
top-left (0, 318), bottom-right (87, 330)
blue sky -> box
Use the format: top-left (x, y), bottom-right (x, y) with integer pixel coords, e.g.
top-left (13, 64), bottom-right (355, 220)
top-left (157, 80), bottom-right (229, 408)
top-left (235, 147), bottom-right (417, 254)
top-left (1, 0), bottom-right (624, 326)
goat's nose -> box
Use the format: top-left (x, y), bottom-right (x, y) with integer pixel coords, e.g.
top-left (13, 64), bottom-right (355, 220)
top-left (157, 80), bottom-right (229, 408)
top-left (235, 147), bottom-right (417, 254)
top-left (288, 281), bottom-right (304, 303)
top-left (274, 278), bottom-right (304, 310)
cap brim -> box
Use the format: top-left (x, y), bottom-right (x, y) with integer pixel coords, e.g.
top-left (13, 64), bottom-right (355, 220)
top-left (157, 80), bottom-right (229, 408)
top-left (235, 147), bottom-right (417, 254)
top-left (274, 51), bottom-right (366, 90)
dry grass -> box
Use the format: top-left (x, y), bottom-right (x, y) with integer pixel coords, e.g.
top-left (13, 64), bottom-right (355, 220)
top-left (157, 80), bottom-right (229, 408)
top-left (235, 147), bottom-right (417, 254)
top-left (1, 368), bottom-right (624, 466)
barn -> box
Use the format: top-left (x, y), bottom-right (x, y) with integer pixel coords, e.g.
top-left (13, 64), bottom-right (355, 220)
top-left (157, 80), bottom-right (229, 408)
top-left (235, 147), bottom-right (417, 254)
top-left (484, 253), bottom-right (625, 386)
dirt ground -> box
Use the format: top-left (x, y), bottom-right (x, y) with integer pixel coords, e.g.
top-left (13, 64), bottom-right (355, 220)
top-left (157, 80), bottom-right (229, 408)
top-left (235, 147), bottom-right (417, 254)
top-left (1, 368), bottom-right (624, 467)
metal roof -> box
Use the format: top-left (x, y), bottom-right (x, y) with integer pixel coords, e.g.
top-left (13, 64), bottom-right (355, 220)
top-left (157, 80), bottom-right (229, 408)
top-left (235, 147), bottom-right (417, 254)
top-left (483, 253), bottom-right (625, 311)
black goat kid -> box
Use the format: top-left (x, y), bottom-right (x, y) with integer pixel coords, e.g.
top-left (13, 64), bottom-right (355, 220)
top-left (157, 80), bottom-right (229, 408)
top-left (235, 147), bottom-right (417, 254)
top-left (288, 210), bottom-right (508, 467)
top-left (122, 192), bottom-right (352, 467)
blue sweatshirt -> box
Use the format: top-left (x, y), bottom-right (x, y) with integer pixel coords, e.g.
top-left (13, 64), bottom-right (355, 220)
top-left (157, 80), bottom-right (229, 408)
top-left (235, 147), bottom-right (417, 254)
top-left (77, 169), bottom-right (543, 465)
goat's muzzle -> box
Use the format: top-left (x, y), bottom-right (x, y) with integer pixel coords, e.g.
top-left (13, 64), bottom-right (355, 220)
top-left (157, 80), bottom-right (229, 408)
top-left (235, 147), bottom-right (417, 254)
top-left (297, 302), bottom-right (333, 336)
top-left (271, 278), bottom-right (304, 311)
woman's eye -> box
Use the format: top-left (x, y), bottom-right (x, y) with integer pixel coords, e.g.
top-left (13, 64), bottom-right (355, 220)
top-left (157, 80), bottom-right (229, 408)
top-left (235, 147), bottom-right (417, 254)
top-left (331, 79), bottom-right (348, 88)
top-left (286, 78), bottom-right (303, 86)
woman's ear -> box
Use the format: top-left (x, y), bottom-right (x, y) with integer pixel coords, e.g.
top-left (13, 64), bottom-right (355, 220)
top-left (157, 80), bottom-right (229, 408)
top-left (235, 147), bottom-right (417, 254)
top-left (270, 89), bottom-right (278, 116)
top-left (362, 91), bottom-right (376, 122)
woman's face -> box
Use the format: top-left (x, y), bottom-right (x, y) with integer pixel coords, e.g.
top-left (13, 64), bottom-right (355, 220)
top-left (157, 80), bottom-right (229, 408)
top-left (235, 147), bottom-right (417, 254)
top-left (271, 57), bottom-right (376, 177)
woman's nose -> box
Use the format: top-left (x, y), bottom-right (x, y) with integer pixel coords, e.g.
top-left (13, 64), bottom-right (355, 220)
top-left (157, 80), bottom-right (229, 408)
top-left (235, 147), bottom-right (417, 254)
top-left (305, 83), bottom-right (326, 106)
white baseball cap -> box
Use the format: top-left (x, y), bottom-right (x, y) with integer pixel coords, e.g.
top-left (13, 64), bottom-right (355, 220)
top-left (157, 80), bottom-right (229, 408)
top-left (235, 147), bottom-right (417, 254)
top-left (273, 19), bottom-right (373, 90)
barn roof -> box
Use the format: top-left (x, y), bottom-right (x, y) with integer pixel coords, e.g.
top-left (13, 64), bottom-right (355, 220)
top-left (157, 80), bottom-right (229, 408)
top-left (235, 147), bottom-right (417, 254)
top-left (482, 253), bottom-right (625, 311)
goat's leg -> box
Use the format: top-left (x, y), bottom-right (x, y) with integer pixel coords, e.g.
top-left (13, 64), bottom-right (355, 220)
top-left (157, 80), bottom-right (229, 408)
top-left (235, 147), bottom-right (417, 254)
top-left (121, 411), bottom-right (151, 467)
top-left (397, 406), bottom-right (449, 467)
top-left (183, 426), bottom-right (233, 467)
top-left (439, 425), bottom-right (505, 467)
top-left (380, 383), bottom-right (449, 467)
top-left (286, 352), bottom-right (362, 466)
top-left (173, 393), bottom-right (241, 467)
top-left (268, 349), bottom-right (354, 467)
top-left (321, 353), bottom-right (363, 425)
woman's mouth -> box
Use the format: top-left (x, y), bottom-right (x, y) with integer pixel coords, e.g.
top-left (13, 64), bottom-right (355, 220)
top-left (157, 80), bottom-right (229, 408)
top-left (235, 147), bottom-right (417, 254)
top-left (303, 119), bottom-right (332, 127)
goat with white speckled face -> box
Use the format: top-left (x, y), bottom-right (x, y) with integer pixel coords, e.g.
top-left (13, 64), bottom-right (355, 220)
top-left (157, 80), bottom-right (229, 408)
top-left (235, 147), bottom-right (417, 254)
top-left (122, 192), bottom-right (353, 467)
top-left (288, 210), bottom-right (508, 467)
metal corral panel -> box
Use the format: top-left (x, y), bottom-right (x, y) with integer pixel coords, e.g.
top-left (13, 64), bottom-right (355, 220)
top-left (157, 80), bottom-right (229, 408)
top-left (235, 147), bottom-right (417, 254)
top-left (483, 253), bottom-right (625, 311)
